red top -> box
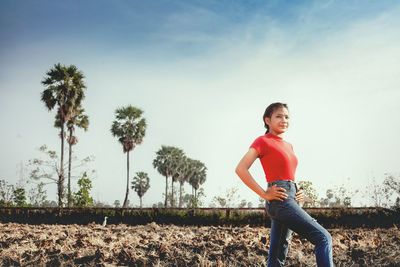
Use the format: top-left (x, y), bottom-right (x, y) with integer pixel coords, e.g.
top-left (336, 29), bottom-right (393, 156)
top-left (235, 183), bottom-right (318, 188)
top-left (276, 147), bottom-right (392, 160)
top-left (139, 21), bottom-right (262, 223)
top-left (250, 133), bottom-right (298, 183)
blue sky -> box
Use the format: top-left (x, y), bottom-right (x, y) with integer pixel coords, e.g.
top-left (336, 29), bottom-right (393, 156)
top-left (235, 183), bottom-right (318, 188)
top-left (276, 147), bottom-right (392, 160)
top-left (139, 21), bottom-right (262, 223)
top-left (1, 0), bottom-right (400, 207)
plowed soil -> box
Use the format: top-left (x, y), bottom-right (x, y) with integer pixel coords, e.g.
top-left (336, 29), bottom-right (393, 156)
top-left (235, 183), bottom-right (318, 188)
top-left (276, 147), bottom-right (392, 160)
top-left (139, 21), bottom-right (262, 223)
top-left (1, 222), bottom-right (399, 266)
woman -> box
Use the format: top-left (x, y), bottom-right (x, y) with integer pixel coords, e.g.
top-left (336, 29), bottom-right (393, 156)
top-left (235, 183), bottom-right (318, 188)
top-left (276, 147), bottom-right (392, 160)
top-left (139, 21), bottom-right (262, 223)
top-left (235, 102), bottom-right (333, 267)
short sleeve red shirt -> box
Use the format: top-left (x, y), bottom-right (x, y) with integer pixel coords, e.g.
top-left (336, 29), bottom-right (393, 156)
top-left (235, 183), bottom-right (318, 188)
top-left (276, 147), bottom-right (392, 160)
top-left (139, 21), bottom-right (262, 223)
top-left (250, 133), bottom-right (298, 183)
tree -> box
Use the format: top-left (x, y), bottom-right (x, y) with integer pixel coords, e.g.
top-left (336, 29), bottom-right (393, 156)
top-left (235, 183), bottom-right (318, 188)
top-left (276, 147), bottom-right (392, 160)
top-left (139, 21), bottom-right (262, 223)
top-left (363, 177), bottom-right (391, 207)
top-left (168, 148), bottom-right (185, 207)
top-left (212, 196), bottom-right (227, 208)
top-left (152, 202), bottom-right (164, 208)
top-left (212, 187), bottom-right (243, 208)
top-left (164, 186), bottom-right (178, 208)
top-left (93, 200), bottom-right (112, 208)
top-left (13, 187), bottom-right (27, 207)
top-left (28, 144), bottom-right (95, 203)
top-left (384, 174), bottom-right (400, 195)
top-left (319, 184), bottom-right (356, 207)
top-left (73, 172), bottom-right (93, 207)
top-left (188, 160), bottom-right (207, 206)
top-left (383, 173), bottom-right (400, 209)
top-left (172, 153), bottom-right (191, 208)
top-left (298, 181), bottom-right (319, 207)
top-left (28, 182), bottom-right (47, 207)
top-left (42, 200), bottom-right (58, 207)
top-left (153, 146), bottom-right (184, 207)
top-left (29, 145), bottom-right (59, 186)
top-left (0, 179), bottom-right (14, 207)
top-left (183, 188), bottom-right (206, 208)
top-left (239, 199), bottom-right (249, 208)
top-left (114, 200), bottom-right (121, 208)
top-left (56, 106), bottom-right (89, 207)
top-left (111, 105), bottom-right (146, 208)
top-left (131, 172), bottom-right (150, 208)
top-left (41, 63), bottom-right (86, 207)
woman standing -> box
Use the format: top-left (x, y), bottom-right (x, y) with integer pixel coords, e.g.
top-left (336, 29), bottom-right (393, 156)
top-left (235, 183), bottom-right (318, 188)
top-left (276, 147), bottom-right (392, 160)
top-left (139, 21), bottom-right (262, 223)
top-left (235, 102), bottom-right (333, 267)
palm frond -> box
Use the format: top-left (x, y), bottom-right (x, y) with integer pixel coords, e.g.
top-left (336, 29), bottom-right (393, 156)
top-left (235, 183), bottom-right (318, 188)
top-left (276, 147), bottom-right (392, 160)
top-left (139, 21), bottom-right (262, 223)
top-left (41, 88), bottom-right (57, 111)
top-left (111, 105), bottom-right (146, 153)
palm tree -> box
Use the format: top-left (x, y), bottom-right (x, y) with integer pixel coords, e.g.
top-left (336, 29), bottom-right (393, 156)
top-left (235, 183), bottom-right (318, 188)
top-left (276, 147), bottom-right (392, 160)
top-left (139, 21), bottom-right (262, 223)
top-left (169, 148), bottom-right (185, 207)
top-left (111, 105), bottom-right (146, 208)
top-left (131, 172), bottom-right (150, 208)
top-left (56, 106), bottom-right (89, 207)
top-left (153, 146), bottom-right (184, 207)
top-left (188, 160), bottom-right (207, 207)
top-left (153, 146), bottom-right (171, 208)
top-left (174, 156), bottom-right (195, 208)
top-left (41, 63), bottom-right (86, 207)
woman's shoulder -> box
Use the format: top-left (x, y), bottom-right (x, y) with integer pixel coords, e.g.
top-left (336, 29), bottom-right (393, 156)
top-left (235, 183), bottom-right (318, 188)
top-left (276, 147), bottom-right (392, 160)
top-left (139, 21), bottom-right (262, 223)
top-left (252, 134), bottom-right (267, 141)
top-left (250, 135), bottom-right (270, 146)
top-left (250, 135), bottom-right (268, 156)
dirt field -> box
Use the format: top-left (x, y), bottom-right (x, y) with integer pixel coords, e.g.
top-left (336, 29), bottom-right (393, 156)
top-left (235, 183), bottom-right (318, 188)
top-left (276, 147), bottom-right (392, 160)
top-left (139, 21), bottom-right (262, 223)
top-left (1, 222), bottom-right (399, 266)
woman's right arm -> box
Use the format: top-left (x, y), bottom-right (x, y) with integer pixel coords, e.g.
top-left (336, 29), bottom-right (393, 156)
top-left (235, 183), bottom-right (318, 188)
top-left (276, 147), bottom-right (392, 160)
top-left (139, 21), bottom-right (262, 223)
top-left (235, 148), bottom-right (287, 201)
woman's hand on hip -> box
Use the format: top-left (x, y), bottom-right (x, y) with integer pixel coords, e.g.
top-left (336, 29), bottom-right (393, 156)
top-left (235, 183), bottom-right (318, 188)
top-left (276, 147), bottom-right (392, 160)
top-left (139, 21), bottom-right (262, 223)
top-left (263, 185), bottom-right (287, 201)
top-left (295, 188), bottom-right (305, 204)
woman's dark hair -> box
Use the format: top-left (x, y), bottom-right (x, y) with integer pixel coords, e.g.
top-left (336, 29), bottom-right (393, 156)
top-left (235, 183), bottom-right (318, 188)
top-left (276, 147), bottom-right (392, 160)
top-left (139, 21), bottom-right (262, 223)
top-left (263, 102), bottom-right (288, 133)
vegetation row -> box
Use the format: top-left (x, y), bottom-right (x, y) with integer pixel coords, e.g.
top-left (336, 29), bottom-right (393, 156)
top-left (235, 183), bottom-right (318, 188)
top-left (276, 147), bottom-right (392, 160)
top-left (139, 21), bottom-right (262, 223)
top-left (0, 207), bottom-right (398, 228)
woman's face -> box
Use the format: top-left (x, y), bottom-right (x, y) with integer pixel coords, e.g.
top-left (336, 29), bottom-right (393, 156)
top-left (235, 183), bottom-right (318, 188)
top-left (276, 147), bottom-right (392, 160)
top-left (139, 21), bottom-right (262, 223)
top-left (265, 107), bottom-right (290, 135)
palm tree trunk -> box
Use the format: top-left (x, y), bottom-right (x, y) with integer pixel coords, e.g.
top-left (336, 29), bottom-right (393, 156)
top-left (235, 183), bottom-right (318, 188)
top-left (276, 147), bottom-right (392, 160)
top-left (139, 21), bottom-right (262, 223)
top-left (123, 151), bottom-right (130, 208)
top-left (164, 176), bottom-right (168, 208)
top-left (171, 179), bottom-right (174, 207)
top-left (67, 128), bottom-right (73, 207)
top-left (179, 182), bottom-right (183, 208)
top-left (58, 124), bottom-right (65, 208)
top-left (191, 186), bottom-right (194, 208)
top-left (140, 196), bottom-right (142, 208)
top-left (194, 188), bottom-right (197, 207)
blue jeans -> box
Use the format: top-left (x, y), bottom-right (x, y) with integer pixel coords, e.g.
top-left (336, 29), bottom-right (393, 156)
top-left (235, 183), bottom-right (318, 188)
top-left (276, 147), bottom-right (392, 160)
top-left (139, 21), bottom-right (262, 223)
top-left (265, 180), bottom-right (333, 267)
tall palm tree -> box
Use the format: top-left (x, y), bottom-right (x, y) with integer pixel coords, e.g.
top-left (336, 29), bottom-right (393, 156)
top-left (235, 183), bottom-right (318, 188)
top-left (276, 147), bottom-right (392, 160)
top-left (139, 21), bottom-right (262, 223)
top-left (169, 148), bottom-right (185, 207)
top-left (41, 63), bottom-right (86, 207)
top-left (188, 160), bottom-right (207, 207)
top-left (173, 156), bottom-right (195, 208)
top-left (56, 106), bottom-right (89, 207)
top-left (153, 146), bottom-right (171, 208)
top-left (153, 146), bottom-right (184, 207)
top-left (131, 172), bottom-right (150, 208)
top-left (111, 105), bottom-right (146, 208)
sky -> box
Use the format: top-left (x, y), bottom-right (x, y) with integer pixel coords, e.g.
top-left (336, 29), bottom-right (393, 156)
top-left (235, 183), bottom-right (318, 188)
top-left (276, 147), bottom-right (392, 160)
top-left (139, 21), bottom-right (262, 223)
top-left (1, 0), bottom-right (400, 207)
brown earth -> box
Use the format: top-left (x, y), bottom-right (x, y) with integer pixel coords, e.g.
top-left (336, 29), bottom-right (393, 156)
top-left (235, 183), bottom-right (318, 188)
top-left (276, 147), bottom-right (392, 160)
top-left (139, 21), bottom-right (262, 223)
top-left (0, 222), bottom-right (399, 266)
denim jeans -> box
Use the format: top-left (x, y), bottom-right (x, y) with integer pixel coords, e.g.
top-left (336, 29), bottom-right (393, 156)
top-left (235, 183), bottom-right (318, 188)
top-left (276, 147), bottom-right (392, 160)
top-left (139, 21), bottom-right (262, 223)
top-left (265, 180), bottom-right (333, 267)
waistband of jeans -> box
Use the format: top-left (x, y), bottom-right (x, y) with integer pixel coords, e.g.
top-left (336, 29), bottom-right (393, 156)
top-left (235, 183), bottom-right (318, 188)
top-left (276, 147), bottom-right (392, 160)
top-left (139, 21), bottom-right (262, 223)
top-left (267, 180), bottom-right (296, 186)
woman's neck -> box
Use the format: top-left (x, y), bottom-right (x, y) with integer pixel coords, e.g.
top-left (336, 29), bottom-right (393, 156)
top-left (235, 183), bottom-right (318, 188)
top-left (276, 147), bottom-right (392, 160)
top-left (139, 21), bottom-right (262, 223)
top-left (268, 130), bottom-right (285, 139)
